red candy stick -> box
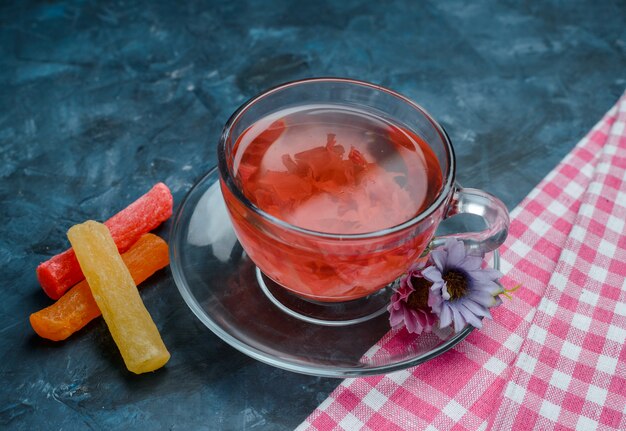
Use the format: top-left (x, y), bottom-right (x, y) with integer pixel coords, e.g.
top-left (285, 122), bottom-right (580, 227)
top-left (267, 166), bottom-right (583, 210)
top-left (37, 183), bottom-right (173, 299)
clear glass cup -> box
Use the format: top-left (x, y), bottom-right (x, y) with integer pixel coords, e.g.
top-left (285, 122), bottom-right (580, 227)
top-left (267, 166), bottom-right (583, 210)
top-left (218, 78), bottom-right (509, 303)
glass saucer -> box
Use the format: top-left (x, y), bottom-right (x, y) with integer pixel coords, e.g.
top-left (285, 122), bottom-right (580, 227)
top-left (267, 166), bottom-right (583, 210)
top-left (169, 167), bottom-right (501, 378)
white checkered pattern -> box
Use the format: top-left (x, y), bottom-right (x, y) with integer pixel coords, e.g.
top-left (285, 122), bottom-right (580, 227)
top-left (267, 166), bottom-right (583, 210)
top-left (300, 92), bottom-right (626, 431)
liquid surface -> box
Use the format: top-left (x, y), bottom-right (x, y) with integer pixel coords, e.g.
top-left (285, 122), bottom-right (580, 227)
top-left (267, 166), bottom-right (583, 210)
top-left (232, 105), bottom-right (443, 234)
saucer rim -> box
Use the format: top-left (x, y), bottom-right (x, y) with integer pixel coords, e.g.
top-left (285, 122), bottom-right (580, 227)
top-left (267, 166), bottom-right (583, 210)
top-left (170, 166), bottom-right (498, 378)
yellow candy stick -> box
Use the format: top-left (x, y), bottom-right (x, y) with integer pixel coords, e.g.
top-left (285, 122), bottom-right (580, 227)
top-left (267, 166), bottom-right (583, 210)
top-left (68, 221), bottom-right (170, 374)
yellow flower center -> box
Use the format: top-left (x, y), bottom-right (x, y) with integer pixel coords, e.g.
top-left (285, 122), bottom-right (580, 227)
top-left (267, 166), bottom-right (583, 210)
top-left (443, 269), bottom-right (469, 300)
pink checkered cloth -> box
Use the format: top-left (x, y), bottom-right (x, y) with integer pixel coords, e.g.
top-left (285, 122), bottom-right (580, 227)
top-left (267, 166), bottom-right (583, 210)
top-left (297, 91), bottom-right (626, 431)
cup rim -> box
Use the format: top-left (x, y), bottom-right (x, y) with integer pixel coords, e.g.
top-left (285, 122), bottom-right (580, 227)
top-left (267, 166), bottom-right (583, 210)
top-left (217, 77), bottom-right (456, 240)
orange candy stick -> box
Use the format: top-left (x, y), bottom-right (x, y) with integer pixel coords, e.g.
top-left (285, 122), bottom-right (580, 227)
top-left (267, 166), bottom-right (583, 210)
top-left (68, 221), bottom-right (170, 374)
top-left (30, 234), bottom-right (169, 341)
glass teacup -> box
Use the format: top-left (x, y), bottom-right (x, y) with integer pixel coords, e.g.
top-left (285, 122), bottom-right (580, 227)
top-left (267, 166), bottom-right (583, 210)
top-left (218, 78), bottom-right (509, 303)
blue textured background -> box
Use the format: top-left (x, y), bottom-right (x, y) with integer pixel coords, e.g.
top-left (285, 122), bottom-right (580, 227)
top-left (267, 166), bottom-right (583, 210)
top-left (1, 1), bottom-right (625, 429)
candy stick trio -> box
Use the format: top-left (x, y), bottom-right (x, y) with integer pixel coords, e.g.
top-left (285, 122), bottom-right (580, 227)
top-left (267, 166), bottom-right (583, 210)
top-left (30, 183), bottom-right (174, 374)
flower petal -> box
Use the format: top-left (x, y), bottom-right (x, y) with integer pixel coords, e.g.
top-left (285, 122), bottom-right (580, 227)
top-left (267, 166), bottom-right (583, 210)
top-left (441, 283), bottom-right (452, 301)
top-left (421, 310), bottom-right (437, 330)
top-left (459, 303), bottom-right (483, 329)
top-left (462, 298), bottom-right (491, 318)
top-left (428, 288), bottom-right (443, 312)
top-left (445, 239), bottom-right (466, 267)
top-left (469, 269), bottom-right (503, 284)
top-left (389, 312), bottom-right (404, 328)
top-left (417, 311), bottom-right (431, 330)
top-left (468, 290), bottom-right (498, 306)
top-left (423, 266), bottom-right (443, 283)
top-left (408, 262), bottom-right (426, 273)
top-left (411, 309), bottom-right (427, 334)
top-left (462, 255), bottom-right (483, 271)
top-left (450, 306), bottom-right (467, 333)
top-left (394, 280), bottom-right (415, 301)
top-left (429, 249), bottom-right (447, 272)
top-left (438, 304), bottom-right (453, 328)
top-left (469, 279), bottom-right (503, 296)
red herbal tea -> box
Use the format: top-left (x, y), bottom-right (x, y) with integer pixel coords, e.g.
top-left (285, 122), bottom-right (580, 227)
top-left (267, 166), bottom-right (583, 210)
top-left (222, 104), bottom-right (444, 301)
top-left (232, 105), bottom-right (443, 234)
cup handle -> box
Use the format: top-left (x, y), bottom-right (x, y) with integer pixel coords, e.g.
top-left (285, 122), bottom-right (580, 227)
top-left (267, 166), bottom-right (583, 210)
top-left (429, 186), bottom-right (510, 255)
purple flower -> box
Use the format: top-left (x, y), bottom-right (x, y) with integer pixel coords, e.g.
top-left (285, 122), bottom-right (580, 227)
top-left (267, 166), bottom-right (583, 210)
top-left (424, 238), bottom-right (503, 333)
top-left (388, 262), bottom-right (437, 334)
